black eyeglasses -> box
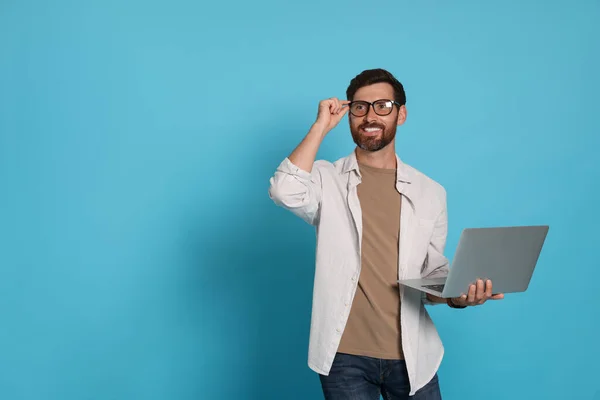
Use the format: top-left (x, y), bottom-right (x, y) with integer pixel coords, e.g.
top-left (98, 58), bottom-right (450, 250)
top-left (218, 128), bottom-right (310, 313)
top-left (348, 99), bottom-right (401, 117)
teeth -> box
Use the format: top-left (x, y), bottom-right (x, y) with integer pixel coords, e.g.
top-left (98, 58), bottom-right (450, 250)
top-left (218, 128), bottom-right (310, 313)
top-left (364, 127), bottom-right (381, 132)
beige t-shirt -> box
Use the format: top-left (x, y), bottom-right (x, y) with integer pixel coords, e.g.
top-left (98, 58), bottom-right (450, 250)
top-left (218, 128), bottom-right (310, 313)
top-left (337, 162), bottom-right (403, 359)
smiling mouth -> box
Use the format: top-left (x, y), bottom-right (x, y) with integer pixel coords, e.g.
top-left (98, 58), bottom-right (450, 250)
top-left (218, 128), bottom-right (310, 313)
top-left (361, 126), bottom-right (383, 136)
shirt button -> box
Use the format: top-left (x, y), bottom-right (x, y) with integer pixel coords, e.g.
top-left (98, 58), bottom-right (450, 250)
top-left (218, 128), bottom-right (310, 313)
top-left (336, 328), bottom-right (341, 333)
top-left (352, 276), bottom-right (356, 281)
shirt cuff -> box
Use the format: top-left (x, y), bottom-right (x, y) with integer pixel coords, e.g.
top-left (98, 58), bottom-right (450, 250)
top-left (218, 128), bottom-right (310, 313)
top-left (278, 157), bottom-right (315, 181)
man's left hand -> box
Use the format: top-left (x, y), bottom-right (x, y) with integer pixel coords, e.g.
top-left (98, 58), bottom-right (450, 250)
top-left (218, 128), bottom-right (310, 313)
top-left (450, 279), bottom-right (504, 307)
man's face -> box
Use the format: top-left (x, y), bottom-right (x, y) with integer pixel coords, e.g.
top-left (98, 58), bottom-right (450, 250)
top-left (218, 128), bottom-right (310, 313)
top-left (348, 82), bottom-right (406, 152)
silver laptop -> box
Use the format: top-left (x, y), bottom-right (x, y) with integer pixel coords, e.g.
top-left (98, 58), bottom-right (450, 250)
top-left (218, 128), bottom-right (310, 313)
top-left (398, 225), bottom-right (549, 298)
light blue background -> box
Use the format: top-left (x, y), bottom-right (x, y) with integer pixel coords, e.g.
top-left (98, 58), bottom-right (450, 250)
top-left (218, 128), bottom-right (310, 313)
top-left (1, 1), bottom-right (599, 399)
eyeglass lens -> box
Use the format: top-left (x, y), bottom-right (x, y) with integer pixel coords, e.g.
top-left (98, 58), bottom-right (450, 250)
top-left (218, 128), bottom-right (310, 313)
top-left (350, 100), bottom-right (394, 116)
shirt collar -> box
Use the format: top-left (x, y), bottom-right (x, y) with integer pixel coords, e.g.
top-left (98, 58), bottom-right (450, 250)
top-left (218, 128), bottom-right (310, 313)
top-left (341, 149), bottom-right (412, 183)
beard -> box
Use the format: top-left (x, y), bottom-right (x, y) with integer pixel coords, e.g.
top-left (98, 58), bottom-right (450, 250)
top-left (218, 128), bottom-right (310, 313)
top-left (350, 121), bottom-right (397, 152)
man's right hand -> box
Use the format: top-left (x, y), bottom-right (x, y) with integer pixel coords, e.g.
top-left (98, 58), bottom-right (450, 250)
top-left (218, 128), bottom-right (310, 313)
top-left (313, 98), bottom-right (350, 136)
top-left (285, 98), bottom-right (350, 174)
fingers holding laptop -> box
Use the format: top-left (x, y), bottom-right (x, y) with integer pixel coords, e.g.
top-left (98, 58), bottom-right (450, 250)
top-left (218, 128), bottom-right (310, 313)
top-left (451, 279), bottom-right (504, 307)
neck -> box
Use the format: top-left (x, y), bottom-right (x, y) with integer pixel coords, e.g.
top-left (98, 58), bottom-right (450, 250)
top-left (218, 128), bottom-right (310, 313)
top-left (355, 142), bottom-right (397, 169)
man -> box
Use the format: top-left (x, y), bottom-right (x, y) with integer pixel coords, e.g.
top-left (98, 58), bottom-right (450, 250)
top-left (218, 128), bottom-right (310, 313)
top-left (268, 69), bottom-right (503, 399)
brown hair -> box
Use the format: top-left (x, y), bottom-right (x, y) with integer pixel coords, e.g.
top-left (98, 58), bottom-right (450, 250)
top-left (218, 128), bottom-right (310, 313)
top-left (346, 68), bottom-right (406, 105)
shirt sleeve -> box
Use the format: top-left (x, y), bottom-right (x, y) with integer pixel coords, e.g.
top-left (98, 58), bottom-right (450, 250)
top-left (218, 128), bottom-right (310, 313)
top-left (421, 188), bottom-right (451, 305)
top-left (268, 157), bottom-right (323, 226)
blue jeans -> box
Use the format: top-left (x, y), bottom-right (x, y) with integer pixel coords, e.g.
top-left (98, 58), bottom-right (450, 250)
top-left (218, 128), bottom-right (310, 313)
top-left (319, 353), bottom-right (442, 400)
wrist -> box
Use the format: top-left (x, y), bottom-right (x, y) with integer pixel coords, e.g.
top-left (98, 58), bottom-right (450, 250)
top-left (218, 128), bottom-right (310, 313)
top-left (309, 123), bottom-right (328, 139)
top-left (426, 293), bottom-right (446, 304)
top-left (447, 297), bottom-right (467, 309)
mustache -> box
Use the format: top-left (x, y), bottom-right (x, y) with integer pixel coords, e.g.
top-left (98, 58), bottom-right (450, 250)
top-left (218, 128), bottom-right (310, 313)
top-left (359, 122), bottom-right (385, 130)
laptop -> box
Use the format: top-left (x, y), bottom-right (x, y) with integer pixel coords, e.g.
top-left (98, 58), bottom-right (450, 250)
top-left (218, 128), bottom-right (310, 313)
top-left (397, 225), bottom-right (549, 298)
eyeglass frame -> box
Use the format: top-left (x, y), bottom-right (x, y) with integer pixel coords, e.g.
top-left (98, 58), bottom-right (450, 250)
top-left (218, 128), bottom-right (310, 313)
top-left (347, 99), bottom-right (402, 117)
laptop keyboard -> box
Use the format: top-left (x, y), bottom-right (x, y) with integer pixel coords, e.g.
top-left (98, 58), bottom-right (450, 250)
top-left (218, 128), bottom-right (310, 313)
top-left (422, 284), bottom-right (445, 292)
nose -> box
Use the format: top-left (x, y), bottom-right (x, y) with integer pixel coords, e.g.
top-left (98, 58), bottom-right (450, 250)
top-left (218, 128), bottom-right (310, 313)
top-left (363, 105), bottom-right (379, 122)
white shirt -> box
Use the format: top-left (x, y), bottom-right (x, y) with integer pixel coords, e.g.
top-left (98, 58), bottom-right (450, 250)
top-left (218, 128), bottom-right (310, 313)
top-left (268, 150), bottom-right (450, 396)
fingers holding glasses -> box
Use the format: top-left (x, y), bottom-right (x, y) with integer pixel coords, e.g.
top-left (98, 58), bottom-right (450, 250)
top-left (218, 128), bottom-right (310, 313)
top-left (329, 98), bottom-right (349, 115)
top-left (337, 100), bottom-right (350, 116)
top-left (315, 98), bottom-right (351, 135)
top-left (332, 98), bottom-right (342, 114)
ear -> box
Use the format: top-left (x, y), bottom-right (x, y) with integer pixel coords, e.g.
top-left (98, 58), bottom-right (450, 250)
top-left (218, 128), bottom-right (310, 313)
top-left (397, 105), bottom-right (407, 126)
